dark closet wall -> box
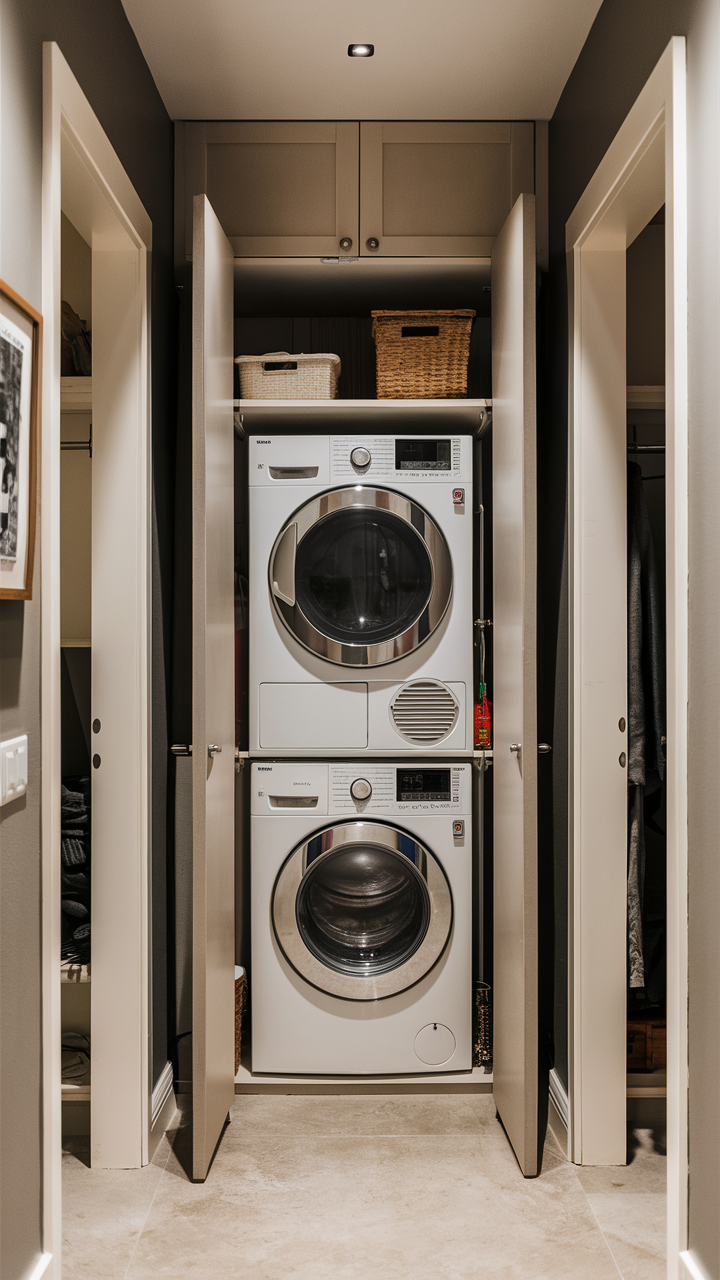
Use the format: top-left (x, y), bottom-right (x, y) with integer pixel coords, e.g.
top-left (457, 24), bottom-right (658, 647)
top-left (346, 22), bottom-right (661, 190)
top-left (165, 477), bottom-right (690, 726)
top-left (0, 4), bottom-right (175, 1273)
top-left (543, 1), bottom-right (720, 1273)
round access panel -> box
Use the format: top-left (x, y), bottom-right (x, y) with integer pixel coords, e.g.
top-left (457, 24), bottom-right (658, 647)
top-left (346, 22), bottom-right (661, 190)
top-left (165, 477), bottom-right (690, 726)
top-left (414, 1022), bottom-right (456, 1066)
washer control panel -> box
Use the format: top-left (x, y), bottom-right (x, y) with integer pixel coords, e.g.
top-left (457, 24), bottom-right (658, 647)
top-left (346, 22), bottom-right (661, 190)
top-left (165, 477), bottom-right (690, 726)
top-left (251, 762), bottom-right (472, 815)
top-left (249, 435), bottom-right (472, 484)
top-left (331, 435), bottom-right (469, 483)
top-left (330, 764), bottom-right (471, 815)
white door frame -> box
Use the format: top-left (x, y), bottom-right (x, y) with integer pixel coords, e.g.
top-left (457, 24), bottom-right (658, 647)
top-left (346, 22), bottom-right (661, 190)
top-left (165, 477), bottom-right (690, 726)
top-left (566, 36), bottom-right (688, 1276)
top-left (41, 38), bottom-right (152, 1269)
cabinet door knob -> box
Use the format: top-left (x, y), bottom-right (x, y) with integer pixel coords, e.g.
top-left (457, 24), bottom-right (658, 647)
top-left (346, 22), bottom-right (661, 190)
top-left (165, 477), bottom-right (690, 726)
top-left (208, 744), bottom-right (222, 758)
top-left (339, 237), bottom-right (353, 251)
top-left (366, 237), bottom-right (379, 250)
top-left (510, 743), bottom-right (521, 754)
top-left (538, 743), bottom-right (552, 753)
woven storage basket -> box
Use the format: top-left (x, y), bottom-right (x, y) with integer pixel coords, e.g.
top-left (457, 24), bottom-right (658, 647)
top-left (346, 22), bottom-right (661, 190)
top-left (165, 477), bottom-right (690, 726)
top-left (473, 982), bottom-right (492, 1068)
top-left (236, 352), bottom-right (340, 400)
top-left (235, 967), bottom-right (247, 1075)
top-left (371, 310), bottom-right (475, 399)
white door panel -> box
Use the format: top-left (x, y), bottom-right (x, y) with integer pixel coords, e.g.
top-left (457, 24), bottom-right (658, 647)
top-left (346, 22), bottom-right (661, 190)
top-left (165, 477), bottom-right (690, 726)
top-left (192, 195), bottom-right (235, 1180)
top-left (491, 193), bottom-right (539, 1177)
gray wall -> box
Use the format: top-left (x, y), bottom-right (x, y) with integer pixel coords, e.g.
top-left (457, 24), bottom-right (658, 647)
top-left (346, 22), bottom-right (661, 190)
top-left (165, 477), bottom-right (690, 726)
top-left (544, 1), bottom-right (720, 1272)
top-left (0, 3), bottom-right (175, 1275)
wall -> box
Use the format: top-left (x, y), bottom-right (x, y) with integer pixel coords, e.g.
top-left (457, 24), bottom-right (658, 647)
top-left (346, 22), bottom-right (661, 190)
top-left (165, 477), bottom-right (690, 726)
top-left (545, 1), bottom-right (720, 1272)
top-left (0, 2), bottom-right (175, 1274)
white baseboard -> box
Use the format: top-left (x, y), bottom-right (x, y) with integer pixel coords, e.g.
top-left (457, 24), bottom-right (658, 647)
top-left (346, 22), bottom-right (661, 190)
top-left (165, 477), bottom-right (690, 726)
top-left (24, 1254), bottom-right (52, 1280)
top-left (151, 1061), bottom-right (175, 1129)
top-left (549, 1068), bottom-right (569, 1129)
top-left (679, 1251), bottom-right (711, 1280)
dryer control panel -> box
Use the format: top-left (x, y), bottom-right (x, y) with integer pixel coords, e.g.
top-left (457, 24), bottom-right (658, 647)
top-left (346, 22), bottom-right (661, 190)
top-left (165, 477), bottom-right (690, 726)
top-left (251, 762), bottom-right (472, 816)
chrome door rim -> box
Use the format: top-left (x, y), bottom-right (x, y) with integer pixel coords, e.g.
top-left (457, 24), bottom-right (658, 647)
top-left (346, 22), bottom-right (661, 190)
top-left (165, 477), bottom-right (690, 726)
top-left (268, 487), bottom-right (453, 667)
top-left (272, 820), bottom-right (453, 1001)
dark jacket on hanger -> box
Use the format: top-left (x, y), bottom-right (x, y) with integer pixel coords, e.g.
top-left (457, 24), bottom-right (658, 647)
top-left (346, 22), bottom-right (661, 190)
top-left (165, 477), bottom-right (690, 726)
top-left (627, 462), bottom-right (666, 988)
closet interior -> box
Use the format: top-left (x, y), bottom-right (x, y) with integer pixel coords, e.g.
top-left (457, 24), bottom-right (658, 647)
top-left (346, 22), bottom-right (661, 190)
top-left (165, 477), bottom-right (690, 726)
top-left (176, 114), bottom-right (543, 1178)
top-left (229, 274), bottom-right (495, 1068)
top-left (59, 212), bottom-right (93, 1134)
top-left (626, 207), bottom-right (667, 1123)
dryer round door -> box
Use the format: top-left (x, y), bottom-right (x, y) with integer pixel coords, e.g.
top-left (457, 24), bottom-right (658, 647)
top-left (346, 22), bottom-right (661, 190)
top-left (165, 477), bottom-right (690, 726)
top-left (268, 486), bottom-right (453, 667)
top-left (272, 820), bottom-right (453, 1000)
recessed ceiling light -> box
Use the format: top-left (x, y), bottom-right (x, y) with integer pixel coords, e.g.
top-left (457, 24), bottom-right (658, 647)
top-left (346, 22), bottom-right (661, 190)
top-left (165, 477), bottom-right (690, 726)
top-left (348, 44), bottom-right (374, 57)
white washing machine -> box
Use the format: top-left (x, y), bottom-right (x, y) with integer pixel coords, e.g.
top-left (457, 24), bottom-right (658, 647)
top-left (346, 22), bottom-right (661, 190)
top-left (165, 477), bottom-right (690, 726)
top-left (250, 760), bottom-right (472, 1075)
top-left (249, 434), bottom-right (473, 756)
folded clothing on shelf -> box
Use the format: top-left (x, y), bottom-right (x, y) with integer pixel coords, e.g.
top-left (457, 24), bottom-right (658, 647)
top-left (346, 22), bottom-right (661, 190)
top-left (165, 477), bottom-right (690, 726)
top-left (62, 1030), bottom-right (90, 1082)
top-left (61, 777), bottom-right (91, 964)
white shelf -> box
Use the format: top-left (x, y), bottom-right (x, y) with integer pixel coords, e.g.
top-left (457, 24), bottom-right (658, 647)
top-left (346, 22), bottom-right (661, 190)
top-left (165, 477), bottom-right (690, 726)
top-left (627, 1068), bottom-right (666, 1098)
top-left (234, 398), bottom-right (491, 431)
top-left (62, 1081), bottom-right (90, 1101)
top-left (61, 376), bottom-right (92, 412)
top-left (473, 749), bottom-right (493, 758)
top-left (627, 385), bottom-right (665, 411)
top-left (235, 1061), bottom-right (492, 1095)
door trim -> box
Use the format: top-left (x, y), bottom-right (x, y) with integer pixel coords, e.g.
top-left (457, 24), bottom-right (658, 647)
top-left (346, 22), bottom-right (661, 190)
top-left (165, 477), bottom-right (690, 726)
top-left (566, 34), bottom-right (687, 1272)
top-left (42, 36), bottom-right (151, 1256)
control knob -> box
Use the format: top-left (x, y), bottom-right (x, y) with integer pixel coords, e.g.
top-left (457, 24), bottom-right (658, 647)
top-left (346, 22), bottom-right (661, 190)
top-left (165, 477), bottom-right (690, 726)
top-left (350, 777), bottom-right (372, 802)
top-left (350, 446), bottom-right (371, 470)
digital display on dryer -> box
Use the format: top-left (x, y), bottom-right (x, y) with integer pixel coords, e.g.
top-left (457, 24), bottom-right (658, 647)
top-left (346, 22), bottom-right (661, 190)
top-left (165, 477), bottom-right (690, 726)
top-left (396, 769), bottom-right (451, 802)
top-left (395, 439), bottom-right (451, 470)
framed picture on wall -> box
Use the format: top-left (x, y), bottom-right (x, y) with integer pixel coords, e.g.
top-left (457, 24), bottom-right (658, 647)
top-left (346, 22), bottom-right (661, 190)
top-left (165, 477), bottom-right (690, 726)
top-left (0, 279), bottom-right (41, 600)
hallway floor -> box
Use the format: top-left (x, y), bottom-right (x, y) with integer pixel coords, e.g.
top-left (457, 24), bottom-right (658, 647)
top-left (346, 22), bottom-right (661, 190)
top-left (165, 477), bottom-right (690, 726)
top-left (62, 1095), bottom-right (666, 1279)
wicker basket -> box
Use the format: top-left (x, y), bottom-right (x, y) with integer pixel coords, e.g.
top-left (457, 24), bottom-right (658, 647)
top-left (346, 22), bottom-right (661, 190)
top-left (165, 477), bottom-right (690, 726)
top-left (371, 310), bottom-right (475, 400)
top-left (473, 982), bottom-right (492, 1068)
top-left (236, 352), bottom-right (341, 400)
top-left (235, 966), bottom-right (247, 1075)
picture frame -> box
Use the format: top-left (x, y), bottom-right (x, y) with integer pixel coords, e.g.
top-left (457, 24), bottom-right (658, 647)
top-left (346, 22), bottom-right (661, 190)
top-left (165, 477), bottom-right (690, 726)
top-left (0, 278), bottom-right (41, 600)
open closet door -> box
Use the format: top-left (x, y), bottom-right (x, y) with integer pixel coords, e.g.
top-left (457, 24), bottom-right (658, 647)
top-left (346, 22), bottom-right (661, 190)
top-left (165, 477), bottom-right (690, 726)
top-left (491, 192), bottom-right (539, 1177)
top-left (192, 194), bottom-right (236, 1180)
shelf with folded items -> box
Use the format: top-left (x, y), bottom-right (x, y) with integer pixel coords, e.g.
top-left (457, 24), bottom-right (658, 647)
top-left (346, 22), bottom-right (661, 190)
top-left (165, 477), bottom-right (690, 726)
top-left (61, 1029), bottom-right (91, 1100)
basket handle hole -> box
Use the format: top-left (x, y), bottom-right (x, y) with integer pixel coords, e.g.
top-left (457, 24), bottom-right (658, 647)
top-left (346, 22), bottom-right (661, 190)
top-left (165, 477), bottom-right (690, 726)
top-left (400, 326), bottom-right (440, 338)
top-left (263, 361), bottom-right (298, 371)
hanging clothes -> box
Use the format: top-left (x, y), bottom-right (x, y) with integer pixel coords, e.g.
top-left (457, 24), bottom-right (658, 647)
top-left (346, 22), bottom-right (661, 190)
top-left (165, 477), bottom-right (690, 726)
top-left (627, 462), bottom-right (666, 988)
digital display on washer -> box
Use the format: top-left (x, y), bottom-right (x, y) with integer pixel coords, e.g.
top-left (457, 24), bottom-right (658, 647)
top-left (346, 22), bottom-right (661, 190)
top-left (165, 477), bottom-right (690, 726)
top-left (396, 769), bottom-right (451, 802)
top-left (395, 439), bottom-right (451, 471)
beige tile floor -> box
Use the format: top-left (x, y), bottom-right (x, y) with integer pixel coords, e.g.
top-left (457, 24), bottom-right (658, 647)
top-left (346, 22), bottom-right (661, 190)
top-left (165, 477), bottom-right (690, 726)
top-left (62, 1096), bottom-right (666, 1279)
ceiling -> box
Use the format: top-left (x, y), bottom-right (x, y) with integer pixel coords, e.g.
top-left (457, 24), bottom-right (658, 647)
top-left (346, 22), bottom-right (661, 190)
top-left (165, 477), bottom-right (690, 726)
top-left (121, 0), bottom-right (603, 122)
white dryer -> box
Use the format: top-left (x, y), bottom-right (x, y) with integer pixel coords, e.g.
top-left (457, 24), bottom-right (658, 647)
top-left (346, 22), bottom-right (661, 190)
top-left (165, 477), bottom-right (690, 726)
top-left (250, 760), bottom-right (472, 1076)
top-left (249, 434), bottom-right (473, 756)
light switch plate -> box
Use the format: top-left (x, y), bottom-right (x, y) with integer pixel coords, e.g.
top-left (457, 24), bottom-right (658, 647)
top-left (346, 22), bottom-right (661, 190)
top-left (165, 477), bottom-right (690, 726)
top-left (1, 734), bottom-right (28, 805)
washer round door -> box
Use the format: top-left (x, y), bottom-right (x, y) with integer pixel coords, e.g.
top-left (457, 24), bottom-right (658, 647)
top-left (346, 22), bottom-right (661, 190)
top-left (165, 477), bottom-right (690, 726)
top-left (272, 820), bottom-right (453, 1000)
top-left (268, 487), bottom-right (453, 667)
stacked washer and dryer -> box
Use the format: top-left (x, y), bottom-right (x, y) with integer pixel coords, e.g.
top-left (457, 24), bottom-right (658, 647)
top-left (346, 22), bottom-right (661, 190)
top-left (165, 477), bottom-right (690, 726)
top-left (248, 433), bottom-right (475, 1075)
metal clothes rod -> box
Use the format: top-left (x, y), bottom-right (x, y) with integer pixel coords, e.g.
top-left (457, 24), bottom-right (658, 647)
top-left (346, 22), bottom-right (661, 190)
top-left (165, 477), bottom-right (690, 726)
top-left (61, 423), bottom-right (92, 456)
top-left (627, 444), bottom-right (665, 453)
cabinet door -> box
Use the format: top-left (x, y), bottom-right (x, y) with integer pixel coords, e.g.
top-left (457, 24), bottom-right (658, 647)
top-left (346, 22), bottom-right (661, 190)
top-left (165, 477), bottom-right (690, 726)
top-left (183, 122), bottom-right (359, 259)
top-left (360, 122), bottom-right (534, 257)
top-left (491, 193), bottom-right (539, 1177)
top-left (192, 195), bottom-right (236, 1180)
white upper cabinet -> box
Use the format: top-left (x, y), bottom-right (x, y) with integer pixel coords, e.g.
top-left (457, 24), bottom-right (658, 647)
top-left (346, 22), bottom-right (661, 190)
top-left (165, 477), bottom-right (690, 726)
top-left (181, 121), bottom-right (359, 259)
top-left (178, 120), bottom-right (535, 260)
top-left (360, 122), bottom-right (534, 257)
